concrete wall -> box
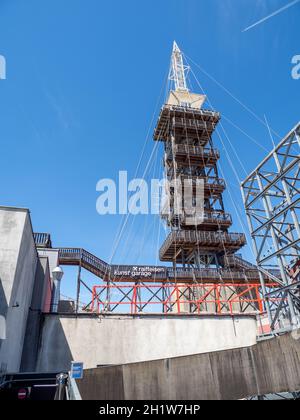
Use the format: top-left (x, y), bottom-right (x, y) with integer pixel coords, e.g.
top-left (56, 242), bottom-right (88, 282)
top-left (37, 249), bottom-right (59, 277)
top-left (77, 330), bottom-right (300, 400)
top-left (0, 207), bottom-right (38, 373)
top-left (36, 313), bottom-right (257, 372)
top-left (37, 249), bottom-right (58, 312)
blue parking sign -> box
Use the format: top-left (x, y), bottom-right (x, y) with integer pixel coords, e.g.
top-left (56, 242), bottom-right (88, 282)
top-left (71, 361), bottom-right (84, 379)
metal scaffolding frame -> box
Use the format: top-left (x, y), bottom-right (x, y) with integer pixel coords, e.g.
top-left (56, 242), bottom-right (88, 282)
top-left (90, 283), bottom-right (268, 315)
top-left (155, 42), bottom-right (248, 273)
top-left (241, 122), bottom-right (300, 332)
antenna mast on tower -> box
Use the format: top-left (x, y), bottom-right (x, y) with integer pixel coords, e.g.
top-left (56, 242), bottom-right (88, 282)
top-left (169, 41), bottom-right (190, 92)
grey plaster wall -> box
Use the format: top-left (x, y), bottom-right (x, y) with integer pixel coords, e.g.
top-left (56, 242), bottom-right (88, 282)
top-left (36, 313), bottom-right (257, 372)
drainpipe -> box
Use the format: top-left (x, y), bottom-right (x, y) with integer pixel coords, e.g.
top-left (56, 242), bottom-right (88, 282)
top-left (51, 266), bottom-right (64, 313)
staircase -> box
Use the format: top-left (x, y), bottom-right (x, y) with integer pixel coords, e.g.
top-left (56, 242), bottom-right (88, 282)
top-left (58, 248), bottom-right (110, 279)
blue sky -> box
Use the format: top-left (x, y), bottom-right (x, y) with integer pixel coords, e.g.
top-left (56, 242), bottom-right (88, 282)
top-left (0, 0), bottom-right (299, 299)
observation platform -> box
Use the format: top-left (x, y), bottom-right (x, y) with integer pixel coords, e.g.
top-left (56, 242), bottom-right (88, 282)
top-left (154, 105), bottom-right (220, 142)
top-left (159, 231), bottom-right (247, 262)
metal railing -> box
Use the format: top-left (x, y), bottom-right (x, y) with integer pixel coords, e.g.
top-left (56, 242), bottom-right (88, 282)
top-left (167, 268), bottom-right (262, 281)
top-left (166, 144), bottom-right (220, 159)
top-left (58, 248), bottom-right (109, 278)
top-left (162, 104), bottom-right (220, 120)
top-left (160, 231), bottom-right (246, 257)
top-left (109, 266), bottom-right (278, 284)
top-left (162, 210), bottom-right (232, 226)
top-left (165, 172), bottom-right (226, 186)
top-left (171, 117), bottom-right (216, 131)
top-left (33, 232), bottom-right (52, 248)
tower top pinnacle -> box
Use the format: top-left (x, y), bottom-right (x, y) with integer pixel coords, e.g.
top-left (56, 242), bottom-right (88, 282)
top-left (172, 41), bottom-right (180, 53)
top-left (166, 42), bottom-right (205, 110)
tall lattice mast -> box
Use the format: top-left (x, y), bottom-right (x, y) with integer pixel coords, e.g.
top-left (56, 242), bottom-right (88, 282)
top-left (169, 41), bottom-right (190, 92)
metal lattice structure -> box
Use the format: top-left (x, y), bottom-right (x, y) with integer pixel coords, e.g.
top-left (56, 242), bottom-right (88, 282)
top-left (241, 123), bottom-right (300, 332)
top-left (169, 41), bottom-right (190, 92)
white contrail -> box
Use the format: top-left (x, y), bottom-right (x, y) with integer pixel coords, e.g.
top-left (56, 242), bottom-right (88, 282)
top-left (243, 0), bottom-right (300, 32)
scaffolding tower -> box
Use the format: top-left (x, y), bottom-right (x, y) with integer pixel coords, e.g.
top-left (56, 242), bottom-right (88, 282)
top-left (155, 42), bottom-right (247, 272)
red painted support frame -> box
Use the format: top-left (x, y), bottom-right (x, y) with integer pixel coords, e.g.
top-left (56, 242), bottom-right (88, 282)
top-left (89, 283), bottom-right (280, 315)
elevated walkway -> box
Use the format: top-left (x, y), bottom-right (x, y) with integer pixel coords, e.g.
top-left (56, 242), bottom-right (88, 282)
top-left (59, 248), bottom-right (109, 279)
top-left (34, 234), bottom-right (279, 284)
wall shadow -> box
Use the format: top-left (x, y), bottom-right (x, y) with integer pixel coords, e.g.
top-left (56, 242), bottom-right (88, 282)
top-left (35, 315), bottom-right (74, 373)
top-left (0, 278), bottom-right (8, 351)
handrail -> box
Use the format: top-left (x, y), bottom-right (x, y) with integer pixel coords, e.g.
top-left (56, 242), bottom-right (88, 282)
top-left (171, 118), bottom-right (216, 130)
top-left (58, 248), bottom-right (109, 277)
top-left (165, 145), bottom-right (220, 161)
top-left (166, 172), bottom-right (226, 186)
top-left (161, 230), bottom-right (246, 248)
top-left (162, 104), bottom-right (220, 119)
top-left (33, 232), bottom-right (52, 248)
top-left (170, 144), bottom-right (220, 157)
top-left (163, 210), bottom-right (232, 223)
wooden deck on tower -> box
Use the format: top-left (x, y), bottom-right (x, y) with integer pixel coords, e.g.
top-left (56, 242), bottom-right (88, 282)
top-left (159, 231), bottom-right (247, 262)
top-left (154, 104), bottom-right (220, 142)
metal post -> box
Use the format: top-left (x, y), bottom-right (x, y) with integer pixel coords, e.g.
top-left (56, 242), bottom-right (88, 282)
top-left (76, 264), bottom-right (82, 314)
top-left (54, 373), bottom-right (68, 400)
